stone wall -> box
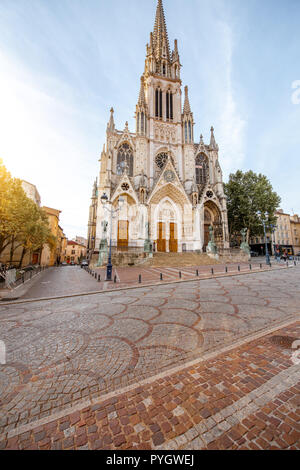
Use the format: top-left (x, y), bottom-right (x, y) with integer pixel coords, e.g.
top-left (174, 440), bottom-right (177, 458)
top-left (217, 247), bottom-right (250, 263)
top-left (89, 251), bottom-right (152, 268)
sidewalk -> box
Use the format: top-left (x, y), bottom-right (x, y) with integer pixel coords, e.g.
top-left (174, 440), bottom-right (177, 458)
top-left (0, 268), bottom-right (51, 301)
top-left (1, 261), bottom-right (296, 305)
top-left (1, 321), bottom-right (299, 450)
top-left (86, 261), bottom-right (294, 293)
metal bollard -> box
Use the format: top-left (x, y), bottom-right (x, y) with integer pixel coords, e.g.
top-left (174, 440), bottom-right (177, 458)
top-left (95, 272), bottom-right (97, 279)
top-left (196, 269), bottom-right (199, 277)
top-left (238, 265), bottom-right (240, 272)
top-left (260, 263), bottom-right (262, 269)
top-left (139, 274), bottom-right (142, 284)
top-left (22, 274), bottom-right (25, 283)
top-left (249, 264), bottom-right (252, 270)
top-left (294, 261), bottom-right (296, 266)
top-left (179, 271), bottom-right (182, 279)
top-left (114, 275), bottom-right (117, 283)
top-left (225, 266), bottom-right (228, 273)
top-left (98, 274), bottom-right (101, 282)
top-left (286, 261), bottom-right (288, 267)
top-left (211, 268), bottom-right (214, 275)
top-left (160, 273), bottom-right (163, 281)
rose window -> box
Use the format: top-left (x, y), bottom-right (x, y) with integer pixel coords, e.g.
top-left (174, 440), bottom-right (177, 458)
top-left (155, 153), bottom-right (168, 169)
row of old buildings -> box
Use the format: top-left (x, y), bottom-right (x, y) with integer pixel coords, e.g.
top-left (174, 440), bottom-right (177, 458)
top-left (1, 180), bottom-right (87, 268)
top-left (249, 209), bottom-right (300, 256)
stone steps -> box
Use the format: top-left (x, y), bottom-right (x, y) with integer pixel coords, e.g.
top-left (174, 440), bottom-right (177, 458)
top-left (144, 252), bottom-right (223, 267)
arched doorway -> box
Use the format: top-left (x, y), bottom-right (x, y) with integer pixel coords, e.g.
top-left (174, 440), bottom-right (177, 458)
top-left (203, 201), bottom-right (223, 251)
top-left (113, 193), bottom-right (137, 251)
top-left (117, 220), bottom-right (129, 250)
top-left (204, 209), bottom-right (212, 250)
top-left (156, 200), bottom-right (178, 253)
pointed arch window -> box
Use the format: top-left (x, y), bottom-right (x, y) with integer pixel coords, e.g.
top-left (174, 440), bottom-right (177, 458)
top-left (188, 121), bottom-right (192, 141)
top-left (195, 154), bottom-right (208, 185)
top-left (159, 90), bottom-right (162, 118)
top-left (141, 112), bottom-right (144, 134)
top-left (184, 122), bottom-right (188, 143)
top-left (166, 91), bottom-right (173, 121)
top-left (117, 143), bottom-right (134, 176)
top-left (166, 91), bottom-right (170, 119)
top-left (155, 89), bottom-right (162, 119)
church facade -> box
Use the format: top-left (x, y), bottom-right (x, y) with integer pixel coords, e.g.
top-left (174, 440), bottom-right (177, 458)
top-left (87, 0), bottom-right (229, 262)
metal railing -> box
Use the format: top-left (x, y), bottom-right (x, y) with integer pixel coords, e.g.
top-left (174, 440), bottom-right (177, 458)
top-left (0, 265), bottom-right (49, 290)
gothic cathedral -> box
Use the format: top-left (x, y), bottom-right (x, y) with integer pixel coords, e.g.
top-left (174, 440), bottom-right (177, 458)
top-left (87, 0), bottom-right (229, 263)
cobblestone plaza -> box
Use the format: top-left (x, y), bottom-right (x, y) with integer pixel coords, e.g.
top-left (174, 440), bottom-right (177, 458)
top-left (0, 267), bottom-right (299, 449)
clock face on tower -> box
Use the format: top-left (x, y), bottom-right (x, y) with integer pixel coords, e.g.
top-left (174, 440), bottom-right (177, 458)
top-left (164, 170), bottom-right (175, 183)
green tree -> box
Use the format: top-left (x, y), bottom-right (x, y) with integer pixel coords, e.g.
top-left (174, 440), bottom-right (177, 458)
top-left (224, 170), bottom-right (281, 243)
top-left (0, 159), bottom-right (28, 256)
top-left (0, 159), bottom-right (55, 266)
top-left (16, 203), bottom-right (56, 267)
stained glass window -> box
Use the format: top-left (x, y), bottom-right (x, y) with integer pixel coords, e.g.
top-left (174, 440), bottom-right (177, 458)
top-left (155, 152), bottom-right (168, 169)
top-left (117, 144), bottom-right (133, 176)
top-left (195, 154), bottom-right (208, 185)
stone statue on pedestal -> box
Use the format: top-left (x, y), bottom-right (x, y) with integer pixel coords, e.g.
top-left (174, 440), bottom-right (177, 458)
top-left (144, 222), bottom-right (153, 256)
top-left (97, 220), bottom-right (109, 266)
top-left (240, 227), bottom-right (250, 256)
top-left (206, 225), bottom-right (218, 256)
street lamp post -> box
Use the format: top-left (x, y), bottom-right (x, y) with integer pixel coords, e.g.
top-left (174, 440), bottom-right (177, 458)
top-left (269, 224), bottom-right (277, 256)
top-left (100, 193), bottom-right (124, 281)
top-left (257, 211), bottom-right (270, 265)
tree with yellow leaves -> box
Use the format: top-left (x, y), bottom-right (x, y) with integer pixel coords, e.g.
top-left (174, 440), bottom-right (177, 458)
top-left (0, 159), bottom-right (55, 266)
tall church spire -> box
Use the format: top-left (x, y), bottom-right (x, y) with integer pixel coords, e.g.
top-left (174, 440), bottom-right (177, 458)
top-left (144, 0), bottom-right (180, 79)
top-left (210, 126), bottom-right (218, 150)
top-left (107, 107), bottom-right (115, 133)
top-left (183, 86), bottom-right (194, 144)
top-left (136, 76), bottom-right (147, 136)
top-left (152, 0), bottom-right (170, 62)
top-left (183, 86), bottom-right (191, 114)
top-left (138, 76), bottom-right (146, 106)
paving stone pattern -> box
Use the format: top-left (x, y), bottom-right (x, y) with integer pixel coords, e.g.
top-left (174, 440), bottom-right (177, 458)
top-left (0, 268), bottom-right (299, 445)
top-left (1, 322), bottom-right (299, 450)
top-left (18, 261), bottom-right (288, 301)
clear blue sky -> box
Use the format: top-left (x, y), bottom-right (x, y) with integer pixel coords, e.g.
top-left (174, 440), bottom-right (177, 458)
top-left (0, 0), bottom-right (299, 239)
